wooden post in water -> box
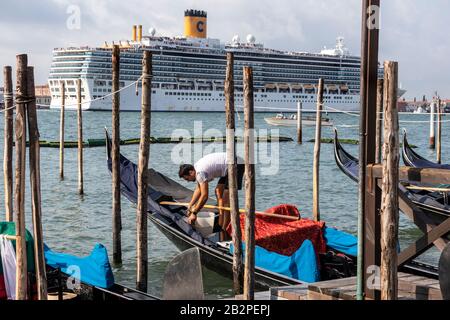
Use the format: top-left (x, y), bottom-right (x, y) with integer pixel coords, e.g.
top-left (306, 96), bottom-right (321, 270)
top-left (3, 66), bottom-right (14, 221)
top-left (375, 79), bottom-right (384, 164)
top-left (380, 61), bottom-right (399, 300)
top-left (243, 66), bottom-right (255, 300)
top-left (26, 66), bottom-right (48, 300)
top-left (225, 52), bottom-right (243, 295)
top-left (429, 100), bottom-right (435, 149)
top-left (77, 79), bottom-right (84, 194)
top-left (14, 54), bottom-right (28, 300)
top-left (112, 45), bottom-right (122, 265)
top-left (297, 102), bottom-right (302, 144)
top-left (312, 78), bottom-right (324, 222)
top-left (136, 50), bottom-right (152, 292)
top-left (59, 82), bottom-right (65, 180)
top-left (437, 98), bottom-right (442, 164)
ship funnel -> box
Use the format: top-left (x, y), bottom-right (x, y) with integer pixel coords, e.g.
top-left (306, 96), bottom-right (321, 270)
top-left (132, 25), bottom-right (137, 41)
top-left (138, 25), bottom-right (143, 41)
top-left (184, 9), bottom-right (207, 38)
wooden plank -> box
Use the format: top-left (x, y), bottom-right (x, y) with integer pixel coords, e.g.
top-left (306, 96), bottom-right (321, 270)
top-left (398, 217), bottom-right (450, 266)
top-left (371, 165), bottom-right (450, 185)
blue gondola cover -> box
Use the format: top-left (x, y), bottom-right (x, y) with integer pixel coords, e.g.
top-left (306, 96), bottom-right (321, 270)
top-left (44, 243), bottom-right (115, 289)
top-left (323, 227), bottom-right (358, 257)
top-left (231, 240), bottom-right (320, 283)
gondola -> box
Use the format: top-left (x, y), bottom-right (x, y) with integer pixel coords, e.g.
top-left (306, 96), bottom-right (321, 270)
top-left (105, 130), bottom-right (361, 289)
top-left (402, 131), bottom-right (450, 169)
top-left (334, 129), bottom-right (450, 224)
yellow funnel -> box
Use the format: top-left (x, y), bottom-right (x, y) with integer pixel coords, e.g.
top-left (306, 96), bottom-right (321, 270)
top-left (132, 25), bottom-right (137, 41)
top-left (184, 9), bottom-right (207, 38)
top-left (138, 25), bottom-right (142, 41)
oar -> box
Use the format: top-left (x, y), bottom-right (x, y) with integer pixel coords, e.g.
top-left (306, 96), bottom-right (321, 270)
top-left (159, 201), bottom-right (300, 221)
top-left (406, 185), bottom-right (450, 193)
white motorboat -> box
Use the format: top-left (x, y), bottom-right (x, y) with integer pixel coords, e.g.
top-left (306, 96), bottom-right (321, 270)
top-left (264, 113), bottom-right (334, 127)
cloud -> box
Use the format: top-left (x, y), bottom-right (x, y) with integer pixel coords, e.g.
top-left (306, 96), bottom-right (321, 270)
top-left (0, 0), bottom-right (449, 98)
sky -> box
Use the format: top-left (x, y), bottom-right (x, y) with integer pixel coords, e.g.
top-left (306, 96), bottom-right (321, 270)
top-left (0, 0), bottom-right (449, 99)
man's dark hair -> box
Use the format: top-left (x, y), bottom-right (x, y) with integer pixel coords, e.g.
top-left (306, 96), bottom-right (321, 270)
top-left (179, 164), bottom-right (194, 178)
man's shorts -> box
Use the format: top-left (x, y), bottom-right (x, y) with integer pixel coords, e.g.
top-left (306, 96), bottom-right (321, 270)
top-left (217, 164), bottom-right (245, 190)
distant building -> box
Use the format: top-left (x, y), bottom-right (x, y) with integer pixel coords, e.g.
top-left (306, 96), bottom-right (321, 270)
top-left (35, 85), bottom-right (51, 108)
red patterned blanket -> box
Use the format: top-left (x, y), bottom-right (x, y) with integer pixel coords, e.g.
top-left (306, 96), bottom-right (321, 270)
top-left (227, 204), bottom-right (326, 257)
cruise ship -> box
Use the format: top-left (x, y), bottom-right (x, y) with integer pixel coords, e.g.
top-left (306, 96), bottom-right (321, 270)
top-left (48, 9), bottom-right (395, 112)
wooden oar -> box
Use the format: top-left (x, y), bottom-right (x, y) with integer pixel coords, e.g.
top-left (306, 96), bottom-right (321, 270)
top-left (406, 185), bottom-right (450, 193)
top-left (159, 201), bottom-right (300, 221)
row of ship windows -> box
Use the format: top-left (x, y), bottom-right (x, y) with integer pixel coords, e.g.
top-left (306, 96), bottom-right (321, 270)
top-left (173, 97), bottom-right (359, 103)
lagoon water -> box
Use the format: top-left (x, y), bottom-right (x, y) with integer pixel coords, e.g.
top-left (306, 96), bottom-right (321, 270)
top-left (0, 110), bottom-right (447, 299)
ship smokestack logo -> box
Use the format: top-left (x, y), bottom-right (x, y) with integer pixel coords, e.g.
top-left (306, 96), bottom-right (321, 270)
top-left (184, 9), bottom-right (207, 38)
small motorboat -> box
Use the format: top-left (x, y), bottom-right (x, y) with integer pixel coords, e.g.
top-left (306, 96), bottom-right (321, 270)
top-left (264, 113), bottom-right (333, 127)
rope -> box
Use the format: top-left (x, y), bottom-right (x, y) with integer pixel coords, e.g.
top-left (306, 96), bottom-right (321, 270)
top-left (34, 76), bottom-right (144, 108)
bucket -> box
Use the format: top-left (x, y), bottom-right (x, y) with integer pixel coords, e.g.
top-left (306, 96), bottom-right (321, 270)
top-left (194, 212), bottom-right (216, 238)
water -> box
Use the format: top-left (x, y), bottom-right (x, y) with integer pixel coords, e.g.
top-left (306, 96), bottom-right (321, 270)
top-left (0, 110), bottom-right (447, 299)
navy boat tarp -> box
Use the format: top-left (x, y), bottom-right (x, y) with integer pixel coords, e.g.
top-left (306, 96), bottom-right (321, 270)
top-left (44, 243), bottom-right (115, 289)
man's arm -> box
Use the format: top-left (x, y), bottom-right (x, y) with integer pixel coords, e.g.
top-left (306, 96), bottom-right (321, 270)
top-left (191, 181), bottom-right (209, 214)
top-left (188, 183), bottom-right (202, 210)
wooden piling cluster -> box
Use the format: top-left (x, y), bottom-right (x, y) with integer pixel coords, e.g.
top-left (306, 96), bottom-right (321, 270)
top-left (3, 54), bottom-right (47, 300)
top-left (375, 79), bottom-right (384, 164)
top-left (224, 52), bottom-right (243, 295)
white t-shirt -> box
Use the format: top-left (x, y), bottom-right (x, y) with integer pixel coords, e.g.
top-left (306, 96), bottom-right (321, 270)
top-left (194, 152), bottom-right (228, 184)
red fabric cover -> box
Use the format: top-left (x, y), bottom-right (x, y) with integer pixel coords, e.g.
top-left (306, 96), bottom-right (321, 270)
top-left (0, 275), bottom-right (6, 300)
top-left (227, 204), bottom-right (326, 257)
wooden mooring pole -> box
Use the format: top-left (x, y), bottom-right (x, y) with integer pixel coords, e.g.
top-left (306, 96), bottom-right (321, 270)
top-left (225, 52), bottom-right (243, 295)
top-left (375, 79), bottom-right (384, 164)
top-left (77, 79), bottom-right (84, 195)
top-left (437, 98), bottom-right (442, 164)
top-left (380, 61), bottom-right (399, 300)
top-left (112, 45), bottom-right (122, 265)
top-left (297, 101), bottom-right (302, 144)
top-left (312, 78), bottom-right (324, 222)
top-left (14, 54), bottom-right (28, 300)
top-left (3, 66), bottom-right (14, 221)
top-left (136, 50), bottom-right (152, 292)
top-left (243, 66), bottom-right (255, 300)
top-left (429, 100), bottom-right (435, 149)
top-left (59, 81), bottom-right (65, 180)
top-left (359, 0), bottom-right (381, 301)
top-left (26, 66), bottom-right (48, 300)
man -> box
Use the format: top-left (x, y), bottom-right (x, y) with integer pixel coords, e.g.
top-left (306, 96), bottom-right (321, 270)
top-left (179, 152), bottom-right (245, 235)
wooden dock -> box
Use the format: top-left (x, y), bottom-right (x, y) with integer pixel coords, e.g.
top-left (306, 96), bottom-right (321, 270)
top-left (270, 273), bottom-right (442, 300)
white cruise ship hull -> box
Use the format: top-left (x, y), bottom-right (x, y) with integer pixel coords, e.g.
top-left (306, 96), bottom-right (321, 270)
top-left (50, 80), bottom-right (361, 112)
